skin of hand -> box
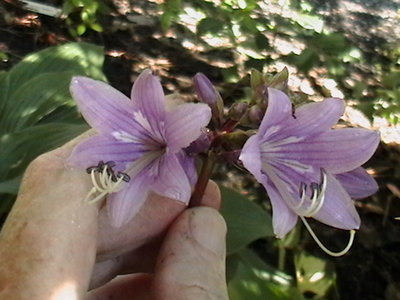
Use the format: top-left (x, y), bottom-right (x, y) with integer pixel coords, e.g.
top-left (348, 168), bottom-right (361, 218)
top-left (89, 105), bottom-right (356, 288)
top-left (0, 132), bottom-right (229, 300)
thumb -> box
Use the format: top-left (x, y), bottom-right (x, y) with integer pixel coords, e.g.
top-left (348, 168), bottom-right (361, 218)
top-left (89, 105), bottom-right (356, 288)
top-left (152, 207), bottom-right (228, 300)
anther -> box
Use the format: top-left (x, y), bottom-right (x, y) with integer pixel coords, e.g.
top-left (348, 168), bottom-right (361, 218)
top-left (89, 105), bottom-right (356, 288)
top-left (295, 170), bottom-right (327, 217)
top-left (84, 161), bottom-right (128, 204)
top-left (117, 172), bottom-right (131, 182)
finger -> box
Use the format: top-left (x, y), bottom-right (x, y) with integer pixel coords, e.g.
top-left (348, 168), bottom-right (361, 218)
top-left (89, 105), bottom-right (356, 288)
top-left (198, 180), bottom-right (221, 210)
top-left (152, 207), bottom-right (228, 300)
top-left (90, 181), bottom-right (222, 289)
top-left (95, 180), bottom-right (222, 261)
top-left (0, 131), bottom-right (100, 299)
top-left (87, 274), bottom-right (153, 300)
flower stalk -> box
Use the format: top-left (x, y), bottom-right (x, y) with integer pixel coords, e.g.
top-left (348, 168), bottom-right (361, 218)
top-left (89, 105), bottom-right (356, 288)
top-left (189, 151), bottom-right (216, 207)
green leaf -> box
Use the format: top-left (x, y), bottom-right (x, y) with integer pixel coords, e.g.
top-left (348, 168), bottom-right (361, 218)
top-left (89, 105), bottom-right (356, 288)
top-left (0, 176), bottom-right (22, 195)
top-left (1, 71), bottom-right (76, 133)
top-left (255, 33), bottom-right (270, 50)
top-left (220, 186), bottom-right (273, 254)
top-left (0, 123), bottom-right (88, 180)
top-left (228, 249), bottom-right (297, 300)
top-left (5, 42), bottom-right (105, 95)
top-left (197, 18), bottom-right (225, 36)
top-left (161, 11), bottom-right (173, 32)
top-left (90, 23), bottom-right (103, 32)
top-left (77, 24), bottom-right (87, 36)
top-left (294, 251), bottom-right (336, 298)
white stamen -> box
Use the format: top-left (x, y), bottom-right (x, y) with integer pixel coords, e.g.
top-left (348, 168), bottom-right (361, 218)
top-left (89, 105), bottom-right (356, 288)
top-left (300, 216), bottom-right (356, 257)
top-left (85, 167), bottom-right (126, 204)
top-left (306, 172), bottom-right (327, 217)
top-left (294, 171), bottom-right (327, 217)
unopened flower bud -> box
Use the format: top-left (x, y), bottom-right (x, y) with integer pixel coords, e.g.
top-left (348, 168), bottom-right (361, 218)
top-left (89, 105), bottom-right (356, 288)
top-left (268, 67), bottom-right (289, 92)
top-left (228, 102), bottom-right (248, 121)
top-left (193, 73), bottom-right (219, 106)
top-left (250, 69), bottom-right (264, 90)
top-left (193, 73), bottom-right (224, 128)
top-left (248, 105), bottom-right (264, 125)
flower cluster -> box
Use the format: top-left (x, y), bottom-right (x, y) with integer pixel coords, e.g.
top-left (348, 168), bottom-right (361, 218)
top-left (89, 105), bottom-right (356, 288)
top-left (68, 69), bottom-right (379, 255)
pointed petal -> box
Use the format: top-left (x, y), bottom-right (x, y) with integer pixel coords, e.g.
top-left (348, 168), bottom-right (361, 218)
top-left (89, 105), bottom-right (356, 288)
top-left (152, 154), bottom-right (192, 204)
top-left (67, 134), bottom-right (144, 171)
top-left (282, 98), bottom-right (345, 137)
top-left (281, 128), bottom-right (380, 174)
top-left (265, 183), bottom-right (298, 238)
top-left (239, 135), bottom-right (264, 183)
top-left (70, 77), bottom-right (137, 134)
top-left (336, 167), bottom-right (378, 199)
top-left (165, 103), bottom-right (211, 153)
top-left (107, 174), bottom-right (150, 227)
top-left (313, 173), bottom-right (360, 230)
top-left (130, 70), bottom-right (166, 131)
top-left (259, 88), bottom-right (292, 134)
top-left (177, 151), bottom-right (197, 185)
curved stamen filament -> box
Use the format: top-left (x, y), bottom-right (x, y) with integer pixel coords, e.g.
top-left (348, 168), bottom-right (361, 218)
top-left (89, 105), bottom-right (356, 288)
top-left (300, 216), bottom-right (356, 257)
top-left (295, 170), bottom-right (327, 217)
top-left (85, 166), bottom-right (127, 204)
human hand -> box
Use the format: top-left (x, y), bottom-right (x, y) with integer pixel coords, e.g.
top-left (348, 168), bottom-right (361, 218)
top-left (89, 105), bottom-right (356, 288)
top-left (0, 133), bottom-right (228, 300)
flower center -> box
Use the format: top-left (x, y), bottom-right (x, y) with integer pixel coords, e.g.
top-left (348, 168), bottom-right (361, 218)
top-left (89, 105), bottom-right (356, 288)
top-left (85, 161), bottom-right (130, 204)
top-left (294, 170), bottom-right (327, 217)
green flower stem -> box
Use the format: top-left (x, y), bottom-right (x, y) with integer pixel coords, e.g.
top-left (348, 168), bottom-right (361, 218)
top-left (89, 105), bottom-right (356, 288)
top-left (278, 240), bottom-right (286, 271)
top-left (189, 152), bottom-right (216, 207)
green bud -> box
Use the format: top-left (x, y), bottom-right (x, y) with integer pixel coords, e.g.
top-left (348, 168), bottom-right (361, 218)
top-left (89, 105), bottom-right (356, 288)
top-left (267, 67), bottom-right (289, 92)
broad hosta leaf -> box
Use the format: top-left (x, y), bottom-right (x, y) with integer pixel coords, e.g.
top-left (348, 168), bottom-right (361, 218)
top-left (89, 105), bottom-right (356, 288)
top-left (220, 186), bottom-right (273, 254)
top-left (6, 42), bottom-right (105, 93)
top-left (1, 71), bottom-right (76, 133)
top-left (0, 123), bottom-right (88, 181)
top-left (0, 43), bottom-right (105, 130)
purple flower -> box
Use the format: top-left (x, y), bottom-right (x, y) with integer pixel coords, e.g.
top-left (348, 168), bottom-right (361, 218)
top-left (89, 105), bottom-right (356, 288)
top-left (239, 88), bottom-right (379, 238)
top-left (68, 70), bottom-right (211, 227)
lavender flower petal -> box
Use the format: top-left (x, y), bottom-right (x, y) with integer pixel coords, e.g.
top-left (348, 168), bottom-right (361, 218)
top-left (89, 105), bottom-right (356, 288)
top-left (282, 128), bottom-right (380, 174)
top-left (107, 173), bottom-right (151, 227)
top-left (165, 103), bottom-right (211, 153)
top-left (68, 134), bottom-right (146, 171)
top-left (130, 70), bottom-right (166, 132)
top-left (336, 167), bottom-right (378, 199)
top-left (265, 182), bottom-right (299, 238)
top-left (313, 173), bottom-right (361, 230)
top-left (259, 88), bottom-right (293, 134)
top-left (70, 77), bottom-right (137, 134)
top-left (239, 135), bottom-right (263, 182)
top-left (177, 151), bottom-right (197, 185)
top-left (152, 154), bottom-right (192, 203)
top-left (282, 98), bottom-right (345, 137)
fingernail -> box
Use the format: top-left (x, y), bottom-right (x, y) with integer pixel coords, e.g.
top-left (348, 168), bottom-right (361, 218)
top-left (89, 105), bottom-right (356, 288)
top-left (189, 207), bottom-right (226, 257)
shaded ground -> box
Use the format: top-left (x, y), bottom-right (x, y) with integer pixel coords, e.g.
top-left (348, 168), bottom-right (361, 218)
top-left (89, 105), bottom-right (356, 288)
top-left (1, 1), bottom-right (400, 299)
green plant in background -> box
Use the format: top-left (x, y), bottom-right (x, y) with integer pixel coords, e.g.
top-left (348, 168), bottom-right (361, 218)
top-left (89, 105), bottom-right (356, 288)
top-left (0, 42), bottom-right (106, 214)
top-left (374, 46), bottom-right (400, 124)
top-left (62, 0), bottom-right (108, 36)
top-left (159, 0), bottom-right (398, 127)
